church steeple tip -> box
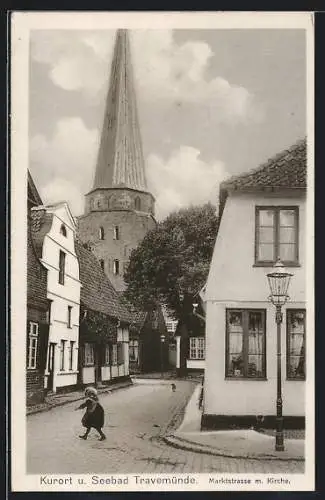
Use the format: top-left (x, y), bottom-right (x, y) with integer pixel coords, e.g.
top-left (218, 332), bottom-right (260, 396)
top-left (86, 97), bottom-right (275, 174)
top-left (92, 29), bottom-right (148, 193)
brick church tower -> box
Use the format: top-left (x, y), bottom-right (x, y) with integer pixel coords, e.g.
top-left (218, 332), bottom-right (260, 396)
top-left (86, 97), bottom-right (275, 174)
top-left (78, 30), bottom-right (156, 291)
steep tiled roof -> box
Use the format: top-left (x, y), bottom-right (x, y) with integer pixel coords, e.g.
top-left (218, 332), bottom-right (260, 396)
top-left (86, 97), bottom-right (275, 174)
top-left (75, 241), bottom-right (130, 324)
top-left (221, 138), bottom-right (306, 192)
top-left (117, 291), bottom-right (148, 331)
top-left (28, 170), bottom-right (43, 207)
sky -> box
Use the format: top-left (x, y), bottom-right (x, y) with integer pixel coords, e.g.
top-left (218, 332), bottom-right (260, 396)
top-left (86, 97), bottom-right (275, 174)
top-left (29, 29), bottom-right (306, 220)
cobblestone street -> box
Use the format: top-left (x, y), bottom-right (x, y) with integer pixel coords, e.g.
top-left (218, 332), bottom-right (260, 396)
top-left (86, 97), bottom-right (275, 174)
top-left (27, 381), bottom-right (304, 474)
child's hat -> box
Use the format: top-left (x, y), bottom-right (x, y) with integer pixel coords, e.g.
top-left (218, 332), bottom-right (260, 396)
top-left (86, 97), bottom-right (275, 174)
top-left (85, 386), bottom-right (98, 399)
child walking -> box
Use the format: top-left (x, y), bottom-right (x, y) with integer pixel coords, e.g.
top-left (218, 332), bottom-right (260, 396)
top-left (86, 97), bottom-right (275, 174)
top-left (75, 387), bottom-right (106, 441)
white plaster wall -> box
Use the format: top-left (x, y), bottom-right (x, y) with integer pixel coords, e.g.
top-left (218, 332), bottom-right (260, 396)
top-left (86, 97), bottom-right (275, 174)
top-left (187, 359), bottom-right (205, 370)
top-left (205, 192), bottom-right (306, 303)
top-left (82, 367), bottom-right (95, 384)
top-left (101, 366), bottom-right (111, 381)
top-left (40, 205), bottom-right (81, 391)
top-left (204, 192), bottom-right (306, 417)
top-left (111, 366), bottom-right (118, 378)
top-left (205, 301), bottom-right (305, 416)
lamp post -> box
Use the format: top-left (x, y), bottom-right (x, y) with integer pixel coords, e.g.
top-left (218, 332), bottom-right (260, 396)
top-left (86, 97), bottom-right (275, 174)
top-left (266, 258), bottom-right (293, 452)
top-left (160, 334), bottom-right (166, 378)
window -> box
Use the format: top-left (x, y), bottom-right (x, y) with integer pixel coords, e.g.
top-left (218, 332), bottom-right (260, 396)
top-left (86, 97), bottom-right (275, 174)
top-left (111, 344), bottom-right (118, 365)
top-left (100, 259), bottom-right (105, 271)
top-left (189, 337), bottom-right (205, 360)
top-left (60, 224), bottom-right (67, 237)
top-left (27, 322), bottom-right (38, 369)
top-left (113, 226), bottom-right (120, 240)
top-left (105, 345), bottom-right (111, 365)
top-left (67, 306), bottom-right (72, 328)
top-left (84, 343), bottom-right (94, 366)
top-left (255, 207), bottom-right (299, 265)
top-left (60, 340), bottom-right (67, 371)
top-left (117, 342), bottom-right (124, 365)
top-left (69, 341), bottom-right (75, 370)
top-left (113, 259), bottom-right (120, 275)
top-left (135, 197), bottom-right (141, 211)
top-left (59, 250), bottom-right (66, 285)
top-left (226, 309), bottom-right (266, 379)
top-left (129, 340), bottom-right (139, 362)
top-left (287, 309), bottom-right (305, 380)
top-left (99, 227), bottom-right (104, 240)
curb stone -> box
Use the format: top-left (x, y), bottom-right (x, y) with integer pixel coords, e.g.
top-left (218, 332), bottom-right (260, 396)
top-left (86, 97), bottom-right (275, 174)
top-left (162, 434), bottom-right (305, 462)
top-left (26, 381), bottom-right (133, 416)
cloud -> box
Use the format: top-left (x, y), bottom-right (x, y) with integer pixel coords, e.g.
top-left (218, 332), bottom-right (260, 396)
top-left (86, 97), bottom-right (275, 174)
top-left (40, 178), bottom-right (85, 215)
top-left (147, 146), bottom-right (228, 220)
top-left (30, 30), bottom-right (257, 123)
top-left (30, 117), bottom-right (99, 215)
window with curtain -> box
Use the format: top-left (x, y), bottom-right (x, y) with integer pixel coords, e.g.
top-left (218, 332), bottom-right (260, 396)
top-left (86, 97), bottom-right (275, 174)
top-left (69, 341), bottom-right (75, 370)
top-left (287, 309), bottom-right (306, 380)
top-left (111, 344), bottom-right (118, 365)
top-left (60, 340), bottom-right (67, 371)
top-left (117, 342), bottom-right (124, 365)
top-left (27, 322), bottom-right (39, 369)
top-left (129, 340), bottom-right (139, 362)
top-left (84, 343), bottom-right (94, 366)
top-left (255, 207), bottom-right (299, 265)
top-left (189, 337), bottom-right (205, 360)
top-left (226, 309), bottom-right (266, 379)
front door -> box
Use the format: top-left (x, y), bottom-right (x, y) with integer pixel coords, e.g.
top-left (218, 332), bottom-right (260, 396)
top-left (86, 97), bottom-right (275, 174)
top-left (47, 343), bottom-right (55, 391)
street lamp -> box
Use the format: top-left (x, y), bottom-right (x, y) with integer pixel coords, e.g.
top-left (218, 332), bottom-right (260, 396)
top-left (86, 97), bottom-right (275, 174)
top-left (266, 258), bottom-right (293, 452)
top-left (160, 334), bottom-right (166, 378)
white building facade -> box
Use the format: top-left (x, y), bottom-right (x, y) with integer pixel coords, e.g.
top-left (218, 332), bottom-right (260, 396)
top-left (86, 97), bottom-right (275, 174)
top-left (32, 203), bottom-right (81, 393)
top-left (203, 140), bottom-right (307, 429)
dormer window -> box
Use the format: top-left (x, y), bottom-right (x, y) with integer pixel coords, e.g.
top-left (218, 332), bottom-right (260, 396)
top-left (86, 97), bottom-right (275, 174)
top-left (113, 226), bottom-right (120, 240)
top-left (60, 224), bottom-right (67, 237)
top-left (99, 227), bottom-right (105, 240)
top-left (100, 259), bottom-right (105, 271)
top-left (135, 197), bottom-right (141, 211)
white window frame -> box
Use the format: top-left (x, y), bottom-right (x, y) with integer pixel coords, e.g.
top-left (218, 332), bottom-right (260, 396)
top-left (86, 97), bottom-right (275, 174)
top-left (84, 343), bottom-right (95, 366)
top-left (189, 337), bottom-right (205, 360)
top-left (27, 322), bottom-right (39, 369)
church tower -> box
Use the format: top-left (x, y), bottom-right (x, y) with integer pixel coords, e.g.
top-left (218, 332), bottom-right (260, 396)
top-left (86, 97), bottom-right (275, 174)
top-left (78, 29), bottom-right (156, 291)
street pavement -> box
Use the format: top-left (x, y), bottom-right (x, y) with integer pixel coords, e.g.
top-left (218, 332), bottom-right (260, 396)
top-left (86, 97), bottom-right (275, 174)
top-left (27, 381), bottom-right (303, 474)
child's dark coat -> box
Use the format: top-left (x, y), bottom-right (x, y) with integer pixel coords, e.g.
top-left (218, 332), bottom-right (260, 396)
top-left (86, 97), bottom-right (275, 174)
top-left (78, 398), bottom-right (105, 429)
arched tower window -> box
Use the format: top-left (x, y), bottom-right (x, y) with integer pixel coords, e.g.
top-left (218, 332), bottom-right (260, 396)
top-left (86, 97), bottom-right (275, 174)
top-left (113, 259), bottom-right (120, 275)
top-left (135, 196), bottom-right (141, 211)
top-left (60, 224), bottom-right (67, 237)
top-left (113, 226), bottom-right (120, 240)
top-left (99, 259), bottom-right (105, 271)
top-left (99, 227), bottom-right (105, 240)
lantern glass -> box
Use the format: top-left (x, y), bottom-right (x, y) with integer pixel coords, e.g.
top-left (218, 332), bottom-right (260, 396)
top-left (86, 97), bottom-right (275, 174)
top-left (267, 258), bottom-right (293, 306)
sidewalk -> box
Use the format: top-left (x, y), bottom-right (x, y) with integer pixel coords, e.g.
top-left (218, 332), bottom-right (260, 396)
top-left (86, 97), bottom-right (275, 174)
top-left (163, 385), bottom-right (305, 462)
top-left (27, 379), bottom-right (133, 416)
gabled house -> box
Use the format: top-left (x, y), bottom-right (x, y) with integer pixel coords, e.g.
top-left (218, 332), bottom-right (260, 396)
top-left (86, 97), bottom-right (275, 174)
top-left (126, 305), bottom-right (169, 374)
top-left (75, 241), bottom-right (131, 386)
top-left (202, 139), bottom-right (307, 429)
top-left (26, 171), bottom-right (50, 405)
top-left (31, 202), bottom-right (81, 394)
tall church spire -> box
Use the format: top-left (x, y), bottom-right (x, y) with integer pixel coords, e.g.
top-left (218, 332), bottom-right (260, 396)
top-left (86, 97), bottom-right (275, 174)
top-left (93, 29), bottom-right (148, 192)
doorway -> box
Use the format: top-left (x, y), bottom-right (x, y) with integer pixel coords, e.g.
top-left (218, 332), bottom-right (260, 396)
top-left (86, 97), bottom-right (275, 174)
top-left (47, 343), bottom-right (56, 391)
